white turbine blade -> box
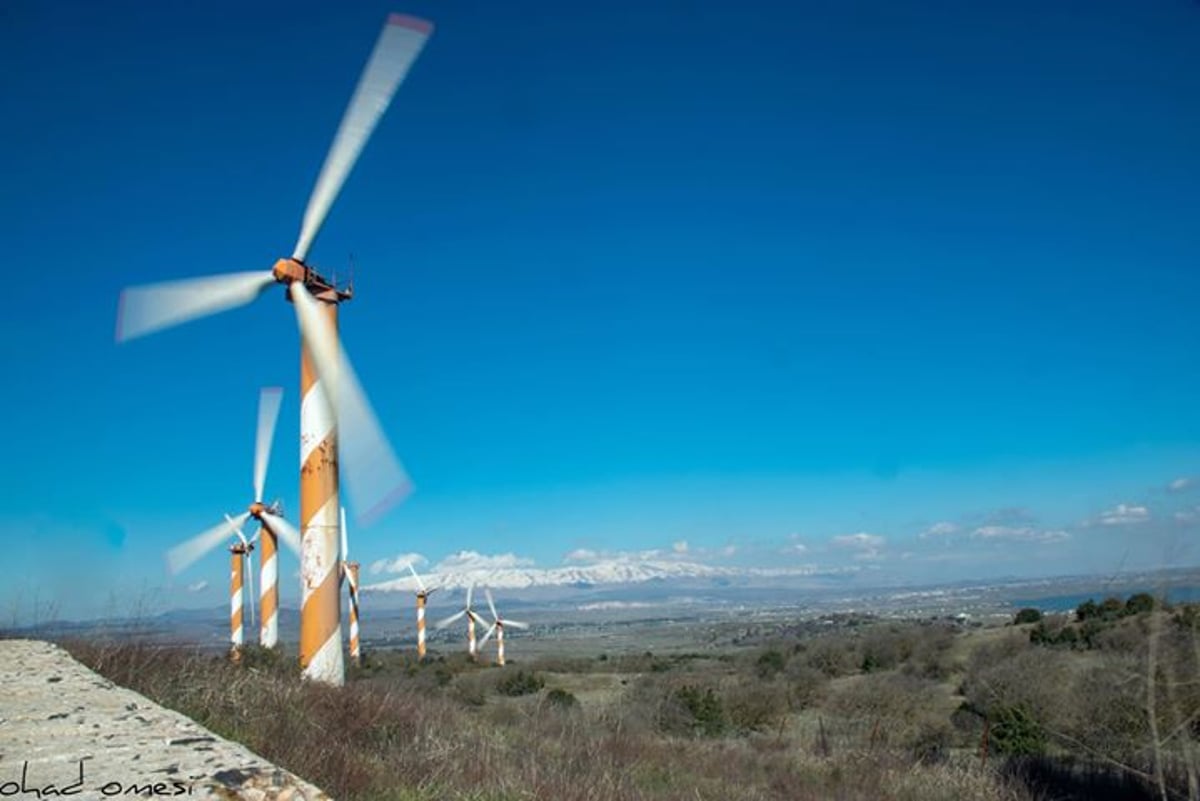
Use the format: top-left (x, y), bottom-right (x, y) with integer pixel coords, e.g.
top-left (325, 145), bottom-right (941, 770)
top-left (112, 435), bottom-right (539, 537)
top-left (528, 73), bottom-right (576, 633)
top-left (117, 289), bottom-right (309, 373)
top-left (260, 512), bottom-right (302, 556)
top-left (478, 623), bottom-right (498, 649)
top-left (116, 271), bottom-right (276, 342)
top-left (435, 609), bottom-right (465, 629)
top-left (290, 283), bottom-right (412, 524)
top-left (467, 610), bottom-right (486, 625)
top-left (166, 512), bottom-right (250, 575)
top-left (292, 14), bottom-right (433, 262)
top-left (253, 387), bottom-right (283, 503)
top-left (340, 506), bottom-right (350, 562)
top-left (466, 583), bottom-right (474, 610)
top-left (406, 562), bottom-right (427, 593)
top-left (224, 513), bottom-right (250, 547)
top-left (503, 619), bottom-right (529, 630)
top-left (485, 588), bottom-right (498, 621)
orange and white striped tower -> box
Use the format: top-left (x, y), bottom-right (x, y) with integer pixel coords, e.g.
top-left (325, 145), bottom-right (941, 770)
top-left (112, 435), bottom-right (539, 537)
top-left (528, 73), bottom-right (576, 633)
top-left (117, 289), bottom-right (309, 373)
top-left (229, 541), bottom-right (249, 663)
top-left (257, 520), bottom-right (280, 648)
top-left (346, 561), bottom-right (361, 667)
top-left (117, 14), bottom-right (432, 688)
top-left (299, 298), bottom-right (345, 684)
top-left (433, 585), bottom-right (483, 660)
top-left (405, 563), bottom-right (436, 661)
top-left (479, 589), bottom-right (528, 668)
top-left (467, 612), bottom-right (478, 660)
top-left (416, 591), bottom-right (428, 660)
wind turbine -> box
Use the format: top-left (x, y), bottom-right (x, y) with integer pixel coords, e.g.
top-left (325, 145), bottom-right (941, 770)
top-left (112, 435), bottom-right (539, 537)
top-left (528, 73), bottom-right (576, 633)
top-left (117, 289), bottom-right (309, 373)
top-left (478, 589), bottom-right (528, 667)
top-left (406, 563), bottom-right (438, 660)
top-left (434, 584), bottom-right (486, 661)
top-left (116, 14), bottom-right (433, 685)
top-left (224, 517), bottom-right (258, 662)
top-left (165, 390), bottom-right (303, 655)
top-left (340, 507), bottom-right (362, 667)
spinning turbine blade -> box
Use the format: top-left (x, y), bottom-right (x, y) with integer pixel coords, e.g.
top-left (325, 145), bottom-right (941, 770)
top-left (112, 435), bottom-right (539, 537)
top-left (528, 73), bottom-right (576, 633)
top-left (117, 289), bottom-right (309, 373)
top-left (225, 514), bottom-right (250, 547)
top-left (406, 562), bottom-right (427, 593)
top-left (116, 271), bottom-right (276, 342)
top-left (485, 588), bottom-right (498, 621)
top-left (260, 512), bottom-right (303, 556)
top-left (466, 583), bottom-right (474, 610)
top-left (290, 283), bottom-right (412, 523)
top-left (435, 609), bottom-right (466, 629)
top-left (253, 387), bottom-right (283, 503)
top-left (479, 623), bottom-right (498, 649)
top-left (167, 512), bottom-right (251, 575)
top-left (504, 619), bottom-right (529, 630)
top-left (340, 506), bottom-right (349, 561)
top-left (292, 14), bottom-right (433, 262)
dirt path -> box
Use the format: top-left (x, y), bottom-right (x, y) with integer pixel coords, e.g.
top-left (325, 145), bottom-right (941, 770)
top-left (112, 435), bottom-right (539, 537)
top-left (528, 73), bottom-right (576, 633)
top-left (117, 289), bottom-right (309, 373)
top-left (0, 639), bottom-right (330, 800)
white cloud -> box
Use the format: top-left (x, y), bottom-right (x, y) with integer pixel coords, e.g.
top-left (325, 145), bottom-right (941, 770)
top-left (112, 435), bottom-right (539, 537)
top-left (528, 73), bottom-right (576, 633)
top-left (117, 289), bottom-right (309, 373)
top-left (672, 540), bottom-right (689, 554)
top-left (369, 553), bottom-right (427, 576)
top-left (1169, 477), bottom-right (1195, 493)
top-left (720, 544), bottom-right (738, 557)
top-left (564, 548), bottom-right (600, 563)
top-left (1093, 504), bottom-right (1151, 526)
top-left (972, 526), bottom-right (1070, 544)
top-left (434, 550), bottom-right (534, 572)
top-left (186, 580), bottom-right (208, 593)
top-left (831, 532), bottom-right (885, 561)
top-left (1175, 507), bottom-right (1200, 524)
top-left (832, 533), bottom-right (885, 550)
top-left (920, 521), bottom-right (961, 539)
top-left (783, 542), bottom-right (809, 555)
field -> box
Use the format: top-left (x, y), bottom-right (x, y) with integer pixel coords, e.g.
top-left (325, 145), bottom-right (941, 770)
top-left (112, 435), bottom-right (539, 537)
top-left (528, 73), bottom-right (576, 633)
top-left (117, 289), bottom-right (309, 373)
top-left (50, 591), bottom-right (1200, 801)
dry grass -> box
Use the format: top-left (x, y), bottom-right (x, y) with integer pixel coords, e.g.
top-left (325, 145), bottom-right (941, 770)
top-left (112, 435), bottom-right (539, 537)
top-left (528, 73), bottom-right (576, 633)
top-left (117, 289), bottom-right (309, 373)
top-left (62, 639), bottom-right (1034, 801)
top-left (58, 605), bottom-right (1200, 801)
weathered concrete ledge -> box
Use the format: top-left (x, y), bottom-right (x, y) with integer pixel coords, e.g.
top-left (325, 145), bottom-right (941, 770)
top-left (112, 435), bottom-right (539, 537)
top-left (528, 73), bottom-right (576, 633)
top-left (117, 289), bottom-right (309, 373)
top-left (0, 639), bottom-right (330, 800)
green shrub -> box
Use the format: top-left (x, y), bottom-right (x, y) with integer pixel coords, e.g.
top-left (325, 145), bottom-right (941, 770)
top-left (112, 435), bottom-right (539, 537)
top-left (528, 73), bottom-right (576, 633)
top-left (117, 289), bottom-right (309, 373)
top-left (1076, 599), bottom-right (1099, 620)
top-left (1099, 597), bottom-right (1124, 620)
top-left (989, 705), bottom-right (1046, 755)
top-left (545, 687), bottom-right (578, 708)
top-left (755, 648), bottom-right (786, 678)
top-left (496, 669), bottom-right (545, 697)
top-left (1013, 608), bottom-right (1042, 625)
top-left (1124, 592), bottom-right (1156, 616)
top-left (672, 685), bottom-right (727, 737)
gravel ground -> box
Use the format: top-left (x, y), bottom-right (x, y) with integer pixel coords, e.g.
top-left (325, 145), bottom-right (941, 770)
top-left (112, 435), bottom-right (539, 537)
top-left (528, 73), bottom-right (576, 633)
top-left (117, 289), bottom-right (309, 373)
top-left (0, 639), bottom-right (330, 800)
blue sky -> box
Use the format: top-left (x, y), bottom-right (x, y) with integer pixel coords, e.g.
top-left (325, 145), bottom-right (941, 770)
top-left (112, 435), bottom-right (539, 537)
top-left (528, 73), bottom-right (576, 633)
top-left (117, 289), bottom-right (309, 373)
top-left (2, 0), bottom-right (1199, 621)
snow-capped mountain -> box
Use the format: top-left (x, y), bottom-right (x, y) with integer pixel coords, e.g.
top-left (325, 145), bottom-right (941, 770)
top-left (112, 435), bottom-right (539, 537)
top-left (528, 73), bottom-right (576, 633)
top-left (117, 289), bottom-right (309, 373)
top-left (362, 558), bottom-right (851, 593)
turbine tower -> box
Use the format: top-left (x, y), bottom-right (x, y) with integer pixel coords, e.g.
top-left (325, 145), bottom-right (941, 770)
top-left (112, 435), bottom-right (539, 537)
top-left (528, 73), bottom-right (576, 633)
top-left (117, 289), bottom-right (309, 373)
top-left (165, 390), bottom-right (303, 655)
top-left (406, 563), bottom-right (438, 660)
top-left (479, 589), bottom-right (528, 667)
top-left (117, 15), bottom-right (433, 685)
top-left (434, 584), bottom-right (485, 661)
top-left (227, 529), bottom-right (253, 662)
top-left (340, 507), bottom-right (362, 667)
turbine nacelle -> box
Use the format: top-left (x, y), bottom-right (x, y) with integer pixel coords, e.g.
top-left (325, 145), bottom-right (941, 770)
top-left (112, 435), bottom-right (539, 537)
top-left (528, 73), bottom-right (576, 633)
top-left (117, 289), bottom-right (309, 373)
top-left (271, 258), bottom-right (352, 304)
top-left (248, 499), bottom-right (284, 520)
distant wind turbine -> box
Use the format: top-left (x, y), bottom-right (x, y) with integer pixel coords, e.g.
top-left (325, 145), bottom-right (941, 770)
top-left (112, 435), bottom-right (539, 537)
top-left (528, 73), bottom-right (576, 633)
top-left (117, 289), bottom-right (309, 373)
top-left (434, 584), bottom-right (486, 660)
top-left (478, 589), bottom-right (528, 667)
